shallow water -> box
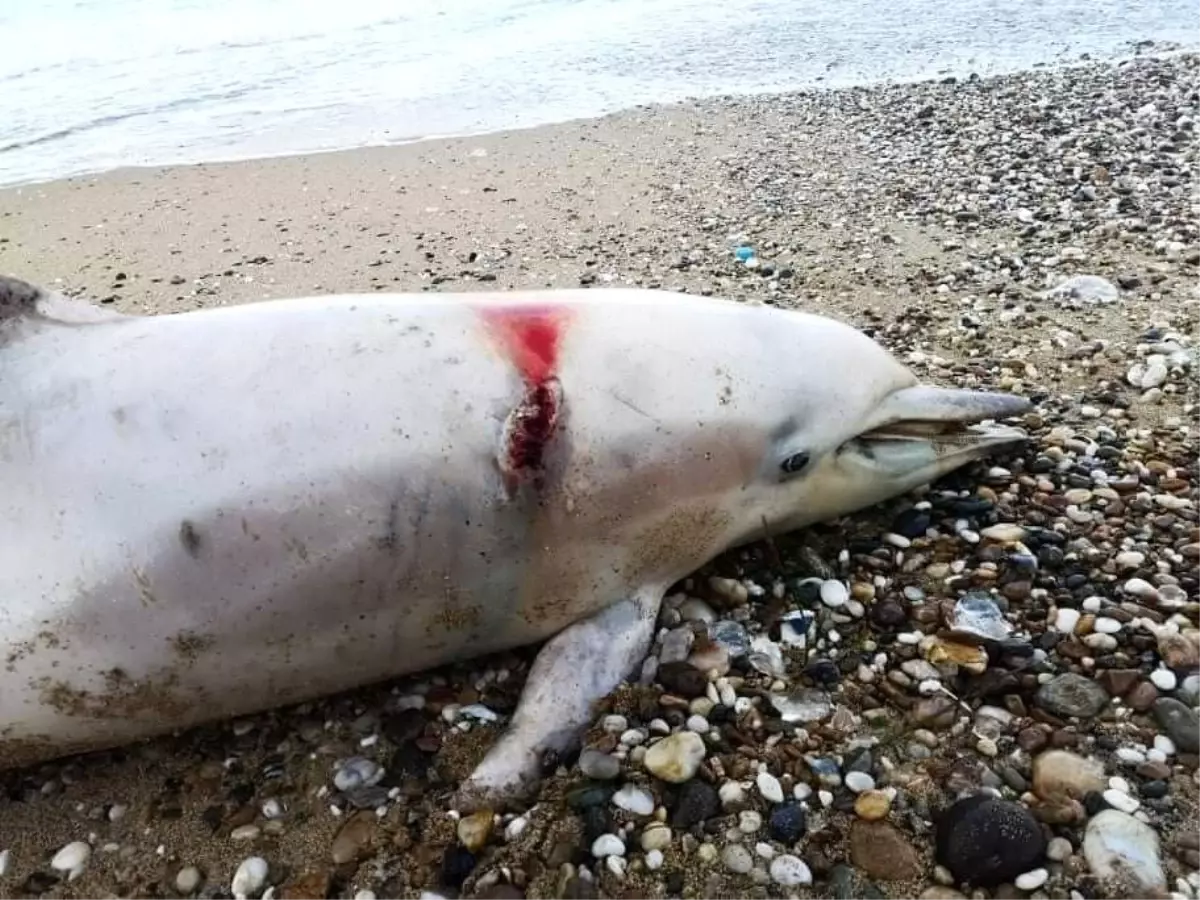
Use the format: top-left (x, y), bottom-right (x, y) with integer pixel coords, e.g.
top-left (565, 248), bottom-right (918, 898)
top-left (1, 0), bottom-right (1197, 186)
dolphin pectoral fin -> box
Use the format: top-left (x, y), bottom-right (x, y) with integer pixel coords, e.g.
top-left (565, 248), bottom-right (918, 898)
top-left (1, 275), bottom-right (129, 335)
top-left (453, 587), bottom-right (662, 812)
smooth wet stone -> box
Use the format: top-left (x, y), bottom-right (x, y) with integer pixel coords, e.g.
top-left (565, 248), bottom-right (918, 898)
top-left (1083, 809), bottom-right (1166, 892)
top-left (1032, 750), bottom-right (1106, 800)
top-left (935, 795), bottom-right (1045, 885)
top-left (1035, 673), bottom-right (1108, 718)
top-left (1153, 698), bottom-right (1199, 753)
top-left (643, 732), bottom-right (706, 783)
top-left (850, 821), bottom-right (922, 881)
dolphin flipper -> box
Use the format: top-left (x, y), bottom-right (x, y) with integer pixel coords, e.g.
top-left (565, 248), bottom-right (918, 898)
top-left (453, 586), bottom-right (663, 811)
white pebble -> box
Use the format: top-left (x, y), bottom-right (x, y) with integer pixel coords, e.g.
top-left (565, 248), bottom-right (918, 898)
top-left (1151, 669), bottom-right (1178, 691)
top-left (231, 857), bottom-right (269, 900)
top-left (1054, 608), bottom-right (1082, 633)
top-left (769, 854), bottom-right (813, 886)
top-left (0, 849), bottom-right (10, 877)
top-left (175, 865), bottom-right (202, 894)
top-left (1016, 868), bottom-right (1049, 891)
top-left (819, 580), bottom-right (848, 609)
top-left (50, 841), bottom-right (91, 875)
top-left (1093, 617), bottom-right (1122, 634)
top-left (756, 771), bottom-right (784, 804)
top-left (645, 848), bottom-right (664, 870)
top-left (505, 816), bottom-right (528, 842)
top-left (1083, 596), bottom-right (1103, 612)
top-left (591, 834), bottom-right (626, 858)
top-left (612, 784), bottom-right (655, 816)
top-left (723, 843), bottom-right (755, 874)
top-left (354, 892), bottom-right (376, 900)
top-left (844, 771), bottom-right (875, 793)
top-left (1116, 747), bottom-right (1146, 765)
top-left (1103, 788), bottom-right (1141, 814)
top-left (1046, 837), bottom-right (1073, 861)
top-left (1155, 735), bottom-right (1177, 756)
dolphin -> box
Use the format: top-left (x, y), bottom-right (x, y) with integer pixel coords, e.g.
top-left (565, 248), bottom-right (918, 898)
top-left (0, 274), bottom-right (1030, 809)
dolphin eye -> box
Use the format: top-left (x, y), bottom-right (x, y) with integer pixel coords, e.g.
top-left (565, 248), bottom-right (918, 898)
top-left (780, 451), bottom-right (811, 475)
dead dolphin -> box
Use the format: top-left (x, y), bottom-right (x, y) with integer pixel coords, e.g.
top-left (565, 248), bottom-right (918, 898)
top-left (0, 274), bottom-right (1030, 808)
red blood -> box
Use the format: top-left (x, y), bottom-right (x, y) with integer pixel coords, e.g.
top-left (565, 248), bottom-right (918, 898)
top-left (481, 306), bottom-right (564, 386)
top-left (480, 305), bottom-right (570, 488)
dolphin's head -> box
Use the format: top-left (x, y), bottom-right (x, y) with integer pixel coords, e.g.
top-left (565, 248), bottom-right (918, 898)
top-left (735, 306), bottom-right (1032, 537)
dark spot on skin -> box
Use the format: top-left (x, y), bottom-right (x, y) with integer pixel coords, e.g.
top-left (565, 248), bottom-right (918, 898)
top-left (179, 519), bottom-right (202, 557)
top-left (376, 499), bottom-right (400, 552)
top-left (169, 630), bottom-right (215, 663)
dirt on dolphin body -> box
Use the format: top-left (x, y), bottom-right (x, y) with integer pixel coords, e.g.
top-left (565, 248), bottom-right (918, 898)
top-left (1, 50), bottom-right (1198, 900)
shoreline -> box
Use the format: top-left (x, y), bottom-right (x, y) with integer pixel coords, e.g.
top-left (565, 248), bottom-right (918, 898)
top-left (0, 50), bottom-right (1197, 900)
top-left (1, 39), bottom-right (1195, 193)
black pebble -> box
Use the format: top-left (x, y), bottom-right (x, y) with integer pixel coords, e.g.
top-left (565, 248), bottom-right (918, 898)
top-left (1141, 780), bottom-right (1169, 799)
top-left (671, 779), bottom-right (720, 829)
top-left (580, 805), bottom-right (612, 843)
top-left (935, 794), bottom-right (1046, 886)
top-left (891, 507), bottom-right (931, 538)
top-left (441, 846), bottom-right (477, 889)
top-left (805, 658), bottom-right (841, 685)
top-left (1084, 791), bottom-right (1111, 817)
top-left (768, 801), bottom-right (807, 843)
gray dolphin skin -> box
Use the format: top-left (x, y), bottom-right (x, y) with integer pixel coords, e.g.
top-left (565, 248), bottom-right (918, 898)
top-left (0, 273), bottom-right (1031, 809)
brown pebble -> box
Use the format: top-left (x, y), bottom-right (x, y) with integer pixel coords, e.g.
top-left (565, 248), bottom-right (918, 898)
top-left (1017, 726), bottom-right (1051, 753)
top-left (849, 821), bottom-right (923, 881)
top-left (1032, 796), bottom-right (1086, 825)
top-left (331, 810), bottom-right (377, 864)
top-left (911, 695), bottom-right (958, 730)
top-left (1096, 668), bottom-right (1140, 697)
top-left (279, 871), bottom-right (333, 900)
top-left (1136, 760), bottom-right (1171, 781)
top-left (1158, 631), bottom-right (1200, 669)
top-left (1125, 681), bottom-right (1160, 711)
top-left (1176, 831), bottom-right (1200, 852)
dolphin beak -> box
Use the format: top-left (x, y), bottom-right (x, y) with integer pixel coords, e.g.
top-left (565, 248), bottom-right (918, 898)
top-left (847, 385), bottom-right (1033, 475)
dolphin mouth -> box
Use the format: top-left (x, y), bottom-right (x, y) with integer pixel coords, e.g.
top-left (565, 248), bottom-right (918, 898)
top-left (860, 418), bottom-right (1028, 448)
top-left (842, 386), bottom-right (1033, 475)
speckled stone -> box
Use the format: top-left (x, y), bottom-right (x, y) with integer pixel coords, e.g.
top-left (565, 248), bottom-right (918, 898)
top-left (935, 795), bottom-right (1046, 885)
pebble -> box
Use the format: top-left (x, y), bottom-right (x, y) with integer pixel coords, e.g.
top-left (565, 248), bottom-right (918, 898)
top-left (850, 821), bottom-right (922, 881)
top-left (855, 790), bottom-right (892, 821)
top-left (50, 840), bottom-right (91, 875)
top-left (756, 770), bottom-right (785, 804)
top-left (1046, 837), bottom-right (1073, 862)
top-left (1150, 669), bottom-right (1177, 691)
top-left (1102, 788), bottom-right (1140, 814)
top-left (1153, 698), bottom-right (1200, 753)
top-left (231, 857), bottom-right (269, 900)
top-left (767, 802), bottom-right (807, 843)
top-left (174, 865), bottom-right (203, 894)
top-left (591, 834), bottom-right (625, 858)
top-left (820, 579), bottom-right (849, 609)
top-left (333, 756), bottom-right (381, 792)
top-left (612, 784), bottom-right (655, 816)
top-left (769, 854), bottom-right (813, 886)
top-left (935, 796), bottom-right (1045, 885)
top-left (1035, 673), bottom-right (1109, 718)
top-left (1015, 868), bottom-right (1049, 891)
top-left (723, 843), bottom-right (754, 874)
top-left (643, 731), bottom-right (706, 783)
top-left (844, 771), bottom-right (875, 793)
top-left (0, 849), bottom-right (10, 878)
top-left (1032, 750), bottom-right (1106, 800)
top-left (579, 749), bottom-right (621, 780)
top-left (640, 822), bottom-right (671, 851)
top-left (457, 810), bottom-right (494, 851)
top-left (1083, 810), bottom-right (1166, 892)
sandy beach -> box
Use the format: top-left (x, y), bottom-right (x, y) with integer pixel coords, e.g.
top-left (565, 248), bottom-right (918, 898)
top-left (0, 51), bottom-right (1197, 900)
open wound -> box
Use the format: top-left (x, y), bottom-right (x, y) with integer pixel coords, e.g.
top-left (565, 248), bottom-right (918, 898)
top-left (499, 376), bottom-right (562, 494)
top-left (479, 305), bottom-right (570, 495)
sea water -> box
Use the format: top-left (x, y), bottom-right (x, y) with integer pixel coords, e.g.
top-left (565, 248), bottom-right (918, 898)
top-left (1, 0), bottom-right (1197, 186)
